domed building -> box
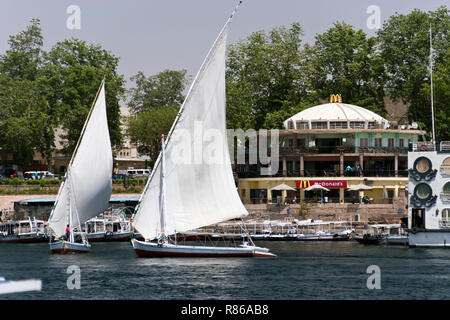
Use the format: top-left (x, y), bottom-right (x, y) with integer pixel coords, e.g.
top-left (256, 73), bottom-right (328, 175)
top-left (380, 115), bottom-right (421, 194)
top-left (237, 94), bottom-right (425, 216)
top-left (283, 96), bottom-right (389, 131)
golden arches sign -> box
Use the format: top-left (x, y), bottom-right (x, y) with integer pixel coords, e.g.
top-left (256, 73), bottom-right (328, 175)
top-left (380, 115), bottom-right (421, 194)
top-left (329, 94), bottom-right (342, 103)
top-left (296, 180), bottom-right (311, 188)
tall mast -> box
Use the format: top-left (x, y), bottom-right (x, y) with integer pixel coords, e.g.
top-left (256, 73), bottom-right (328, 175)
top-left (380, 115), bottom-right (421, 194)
top-left (159, 134), bottom-right (167, 239)
top-left (429, 24), bottom-right (436, 145)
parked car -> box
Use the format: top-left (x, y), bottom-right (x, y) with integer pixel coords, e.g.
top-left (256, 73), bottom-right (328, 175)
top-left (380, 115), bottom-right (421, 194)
top-left (24, 171), bottom-right (54, 180)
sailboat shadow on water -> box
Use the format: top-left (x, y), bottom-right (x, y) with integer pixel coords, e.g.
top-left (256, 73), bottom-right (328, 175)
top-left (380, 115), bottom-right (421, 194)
top-left (130, 3), bottom-right (276, 258)
top-left (48, 78), bottom-right (113, 254)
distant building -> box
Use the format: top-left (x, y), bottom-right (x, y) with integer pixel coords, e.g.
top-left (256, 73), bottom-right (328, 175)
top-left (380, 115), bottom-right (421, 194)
top-left (0, 106), bottom-right (150, 175)
top-left (236, 94), bottom-right (425, 206)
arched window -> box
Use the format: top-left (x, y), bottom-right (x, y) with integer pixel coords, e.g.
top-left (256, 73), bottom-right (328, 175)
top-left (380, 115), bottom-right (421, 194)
top-left (441, 209), bottom-right (450, 228)
top-left (442, 182), bottom-right (450, 202)
top-left (441, 157), bottom-right (450, 175)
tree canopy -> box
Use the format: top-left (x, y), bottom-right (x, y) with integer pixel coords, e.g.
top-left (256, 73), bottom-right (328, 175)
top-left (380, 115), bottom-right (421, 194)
top-left (0, 19), bottom-right (125, 169)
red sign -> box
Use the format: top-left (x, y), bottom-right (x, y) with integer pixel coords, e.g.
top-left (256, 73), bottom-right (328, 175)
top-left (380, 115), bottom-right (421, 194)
top-left (310, 180), bottom-right (347, 188)
top-left (296, 180), bottom-right (347, 188)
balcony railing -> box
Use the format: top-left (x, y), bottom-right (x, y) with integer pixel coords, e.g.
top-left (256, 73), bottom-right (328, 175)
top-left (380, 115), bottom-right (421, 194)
top-left (236, 169), bottom-right (409, 178)
top-left (279, 146), bottom-right (408, 155)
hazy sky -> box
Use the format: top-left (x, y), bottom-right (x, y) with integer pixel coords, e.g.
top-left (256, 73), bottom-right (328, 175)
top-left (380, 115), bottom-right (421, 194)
top-left (0, 0), bottom-right (447, 93)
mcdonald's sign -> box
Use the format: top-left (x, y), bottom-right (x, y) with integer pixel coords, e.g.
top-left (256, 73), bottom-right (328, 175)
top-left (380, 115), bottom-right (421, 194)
top-left (329, 94), bottom-right (342, 103)
top-left (296, 180), bottom-right (347, 188)
top-left (296, 180), bottom-right (311, 188)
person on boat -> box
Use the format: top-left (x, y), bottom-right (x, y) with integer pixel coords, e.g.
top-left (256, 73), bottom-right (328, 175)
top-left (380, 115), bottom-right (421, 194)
top-left (65, 224), bottom-right (70, 240)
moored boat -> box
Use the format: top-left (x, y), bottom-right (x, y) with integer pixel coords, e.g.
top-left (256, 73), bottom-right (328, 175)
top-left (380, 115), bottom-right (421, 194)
top-left (84, 211), bottom-right (133, 242)
top-left (0, 218), bottom-right (47, 243)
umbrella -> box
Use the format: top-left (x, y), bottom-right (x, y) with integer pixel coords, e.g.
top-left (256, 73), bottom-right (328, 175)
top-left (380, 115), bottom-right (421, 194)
top-left (270, 183), bottom-right (296, 191)
top-left (305, 183), bottom-right (330, 192)
top-left (347, 183), bottom-right (373, 191)
top-left (305, 183), bottom-right (330, 202)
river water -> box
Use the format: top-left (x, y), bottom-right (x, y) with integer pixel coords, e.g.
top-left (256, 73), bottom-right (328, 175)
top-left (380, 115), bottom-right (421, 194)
top-left (1, 240), bottom-right (450, 300)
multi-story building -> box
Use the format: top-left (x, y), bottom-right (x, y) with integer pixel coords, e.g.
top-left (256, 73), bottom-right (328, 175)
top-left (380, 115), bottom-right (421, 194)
top-left (237, 95), bottom-right (424, 207)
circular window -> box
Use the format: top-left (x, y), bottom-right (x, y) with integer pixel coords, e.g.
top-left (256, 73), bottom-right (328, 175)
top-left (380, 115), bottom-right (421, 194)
top-left (415, 183), bottom-right (432, 200)
top-left (442, 157), bottom-right (450, 175)
top-left (414, 157), bottom-right (431, 174)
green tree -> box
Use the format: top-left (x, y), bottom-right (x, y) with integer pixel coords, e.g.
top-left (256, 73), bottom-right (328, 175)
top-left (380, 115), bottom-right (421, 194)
top-left (307, 22), bottom-right (386, 115)
top-left (0, 19), bottom-right (56, 168)
top-left (128, 69), bottom-right (188, 113)
top-left (125, 69), bottom-right (188, 165)
top-left (377, 6), bottom-right (450, 138)
top-left (0, 76), bottom-right (48, 166)
top-left (126, 105), bottom-right (179, 167)
top-left (226, 22), bottom-right (313, 130)
top-left (43, 38), bottom-right (126, 154)
top-left (420, 48), bottom-right (450, 141)
top-left (0, 18), bottom-right (43, 81)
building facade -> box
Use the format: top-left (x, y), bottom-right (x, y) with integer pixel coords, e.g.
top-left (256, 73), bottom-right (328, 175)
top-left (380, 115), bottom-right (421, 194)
top-left (237, 95), bottom-right (424, 206)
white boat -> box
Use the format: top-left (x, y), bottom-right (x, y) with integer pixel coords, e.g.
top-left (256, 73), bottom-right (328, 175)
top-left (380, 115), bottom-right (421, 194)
top-left (48, 79), bottom-right (113, 253)
top-left (131, 4), bottom-right (276, 258)
top-left (0, 276), bottom-right (41, 295)
top-left (0, 217), bottom-right (47, 243)
top-left (294, 219), bottom-right (353, 241)
top-left (407, 142), bottom-right (450, 247)
top-left (84, 209), bottom-right (133, 242)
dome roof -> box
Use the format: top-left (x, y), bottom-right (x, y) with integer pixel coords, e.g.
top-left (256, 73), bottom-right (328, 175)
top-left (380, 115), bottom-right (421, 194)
top-left (283, 102), bottom-right (388, 130)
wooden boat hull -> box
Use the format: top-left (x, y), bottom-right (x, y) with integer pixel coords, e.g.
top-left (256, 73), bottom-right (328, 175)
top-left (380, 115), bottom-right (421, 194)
top-left (353, 235), bottom-right (381, 245)
top-left (0, 233), bottom-right (47, 243)
top-left (50, 240), bottom-right (91, 253)
top-left (296, 233), bottom-right (349, 241)
top-left (131, 239), bottom-right (276, 258)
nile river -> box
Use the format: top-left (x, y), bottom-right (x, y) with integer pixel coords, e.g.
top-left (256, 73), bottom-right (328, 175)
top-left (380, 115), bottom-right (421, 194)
top-left (1, 240), bottom-right (450, 300)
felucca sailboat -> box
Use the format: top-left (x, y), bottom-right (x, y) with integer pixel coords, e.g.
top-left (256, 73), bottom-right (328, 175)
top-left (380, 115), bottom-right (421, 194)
top-left (130, 3), bottom-right (276, 258)
top-left (48, 79), bottom-right (113, 253)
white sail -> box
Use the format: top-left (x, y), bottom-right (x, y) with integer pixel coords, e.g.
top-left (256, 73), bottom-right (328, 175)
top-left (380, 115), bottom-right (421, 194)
top-left (132, 20), bottom-right (248, 241)
top-left (49, 83), bottom-right (112, 237)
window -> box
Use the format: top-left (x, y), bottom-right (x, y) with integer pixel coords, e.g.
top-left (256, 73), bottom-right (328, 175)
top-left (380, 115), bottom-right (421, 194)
top-left (443, 209), bottom-right (450, 220)
top-left (296, 121), bottom-right (309, 129)
top-left (368, 122), bottom-right (377, 129)
top-left (415, 157), bottom-right (431, 173)
top-left (350, 122), bottom-right (365, 129)
top-left (399, 139), bottom-right (404, 147)
top-left (415, 183), bottom-right (432, 200)
top-left (329, 121), bottom-right (348, 129)
top-left (441, 157), bottom-right (450, 175)
top-left (288, 121), bottom-right (294, 129)
top-left (311, 122), bottom-right (328, 129)
top-left (297, 138), bottom-right (305, 147)
top-left (375, 138), bottom-right (382, 147)
top-left (443, 182), bottom-right (450, 195)
top-left (388, 138), bottom-right (394, 147)
top-left (360, 138), bottom-right (369, 147)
